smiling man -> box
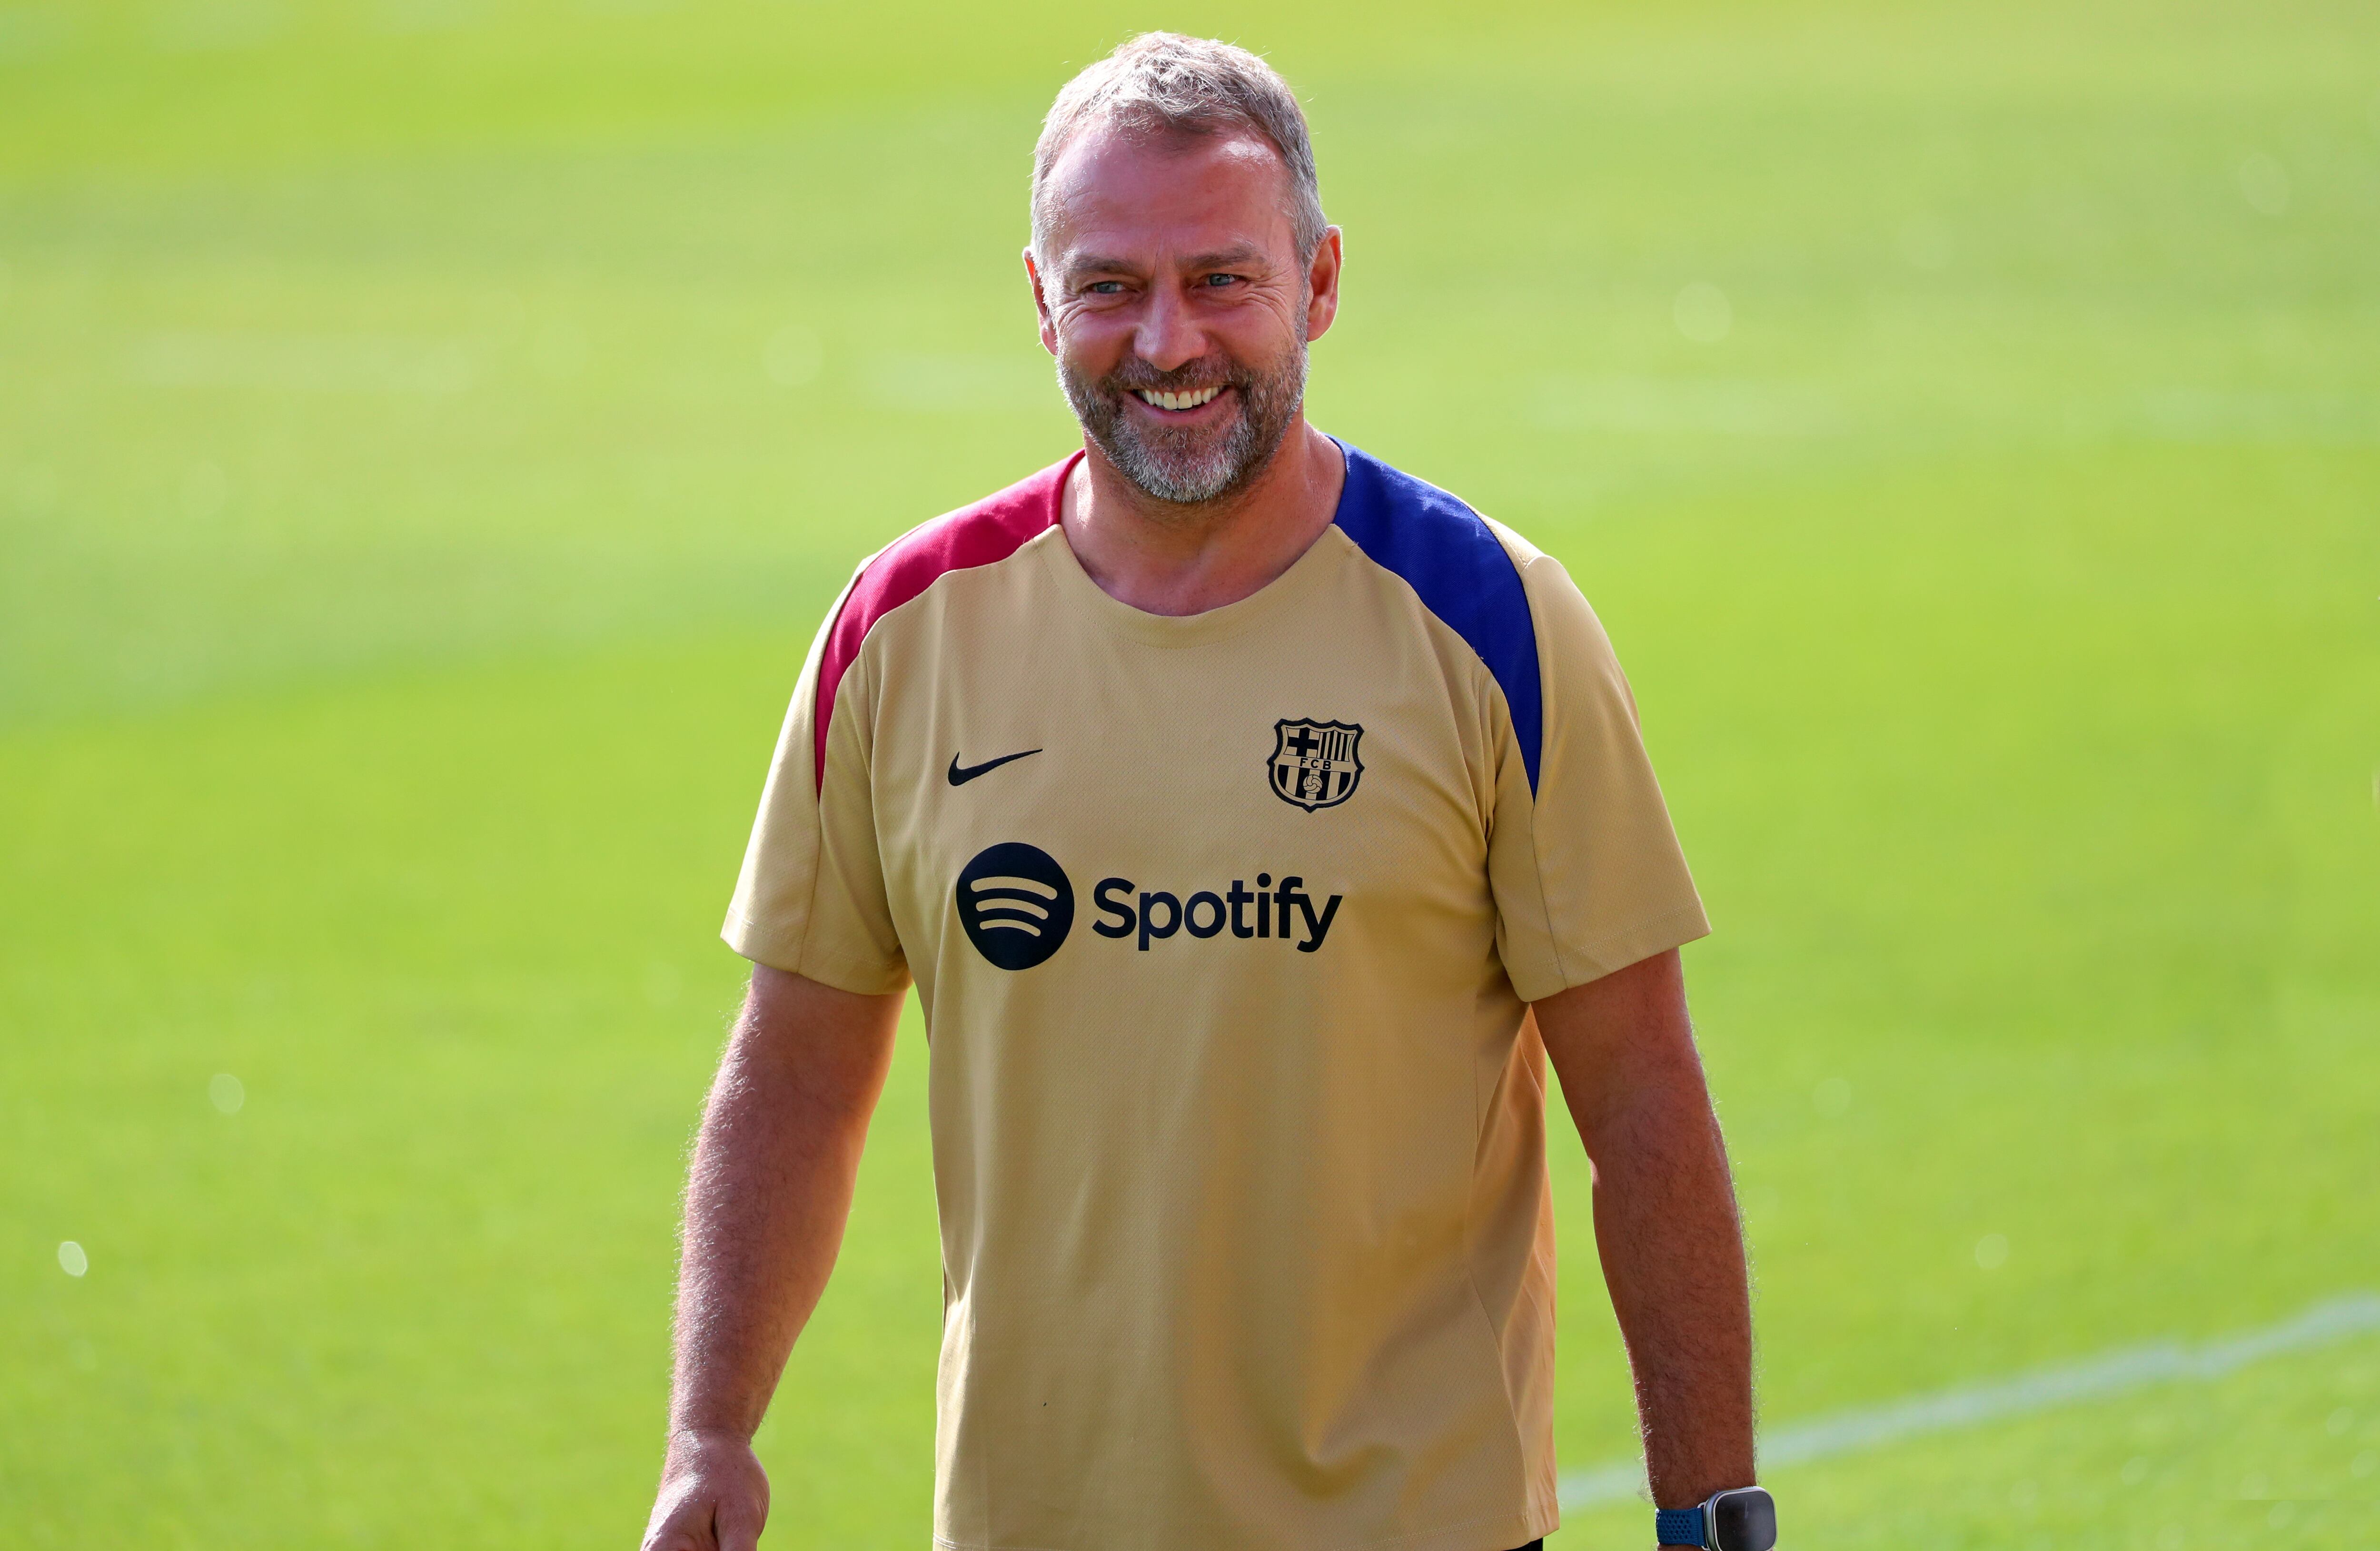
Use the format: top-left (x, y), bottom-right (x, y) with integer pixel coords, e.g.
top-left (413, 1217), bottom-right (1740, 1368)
top-left (642, 33), bottom-right (1768, 1551)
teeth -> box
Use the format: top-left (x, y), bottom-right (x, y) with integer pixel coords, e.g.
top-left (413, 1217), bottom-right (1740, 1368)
top-left (1137, 386), bottom-right (1221, 411)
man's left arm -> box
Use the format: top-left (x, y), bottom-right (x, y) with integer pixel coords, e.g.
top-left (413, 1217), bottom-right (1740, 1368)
top-left (1535, 947), bottom-right (1754, 1540)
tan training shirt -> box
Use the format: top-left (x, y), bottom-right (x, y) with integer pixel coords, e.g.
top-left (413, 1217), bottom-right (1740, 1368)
top-left (725, 441), bottom-right (1710, 1551)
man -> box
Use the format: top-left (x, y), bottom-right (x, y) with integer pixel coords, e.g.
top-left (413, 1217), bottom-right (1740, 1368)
top-left (643, 32), bottom-right (1768, 1551)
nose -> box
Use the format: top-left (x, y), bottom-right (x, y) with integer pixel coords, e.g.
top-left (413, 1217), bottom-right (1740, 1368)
top-left (1131, 282), bottom-right (1205, 374)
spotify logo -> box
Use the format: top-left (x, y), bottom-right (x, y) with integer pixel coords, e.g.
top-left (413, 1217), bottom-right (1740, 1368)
top-left (954, 842), bottom-right (1075, 970)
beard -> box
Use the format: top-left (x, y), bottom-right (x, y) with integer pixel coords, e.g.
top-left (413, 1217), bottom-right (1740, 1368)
top-left (1056, 330), bottom-right (1308, 507)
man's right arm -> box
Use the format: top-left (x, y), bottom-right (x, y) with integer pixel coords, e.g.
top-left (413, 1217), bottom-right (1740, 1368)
top-left (640, 964), bottom-right (905, 1551)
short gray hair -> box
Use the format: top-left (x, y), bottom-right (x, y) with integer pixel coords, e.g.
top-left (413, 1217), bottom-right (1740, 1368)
top-left (1031, 33), bottom-right (1328, 266)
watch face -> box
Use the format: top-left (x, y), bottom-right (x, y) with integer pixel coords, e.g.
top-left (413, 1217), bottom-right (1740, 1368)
top-left (1711, 1488), bottom-right (1777, 1551)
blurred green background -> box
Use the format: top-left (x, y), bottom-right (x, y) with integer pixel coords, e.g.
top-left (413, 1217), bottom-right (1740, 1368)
top-left (3, 0), bottom-right (2376, 1546)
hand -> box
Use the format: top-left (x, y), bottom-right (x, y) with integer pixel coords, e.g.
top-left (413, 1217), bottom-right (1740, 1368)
top-left (641, 1428), bottom-right (770, 1551)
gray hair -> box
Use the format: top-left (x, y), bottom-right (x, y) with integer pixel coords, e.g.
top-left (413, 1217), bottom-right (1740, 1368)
top-left (1031, 33), bottom-right (1328, 266)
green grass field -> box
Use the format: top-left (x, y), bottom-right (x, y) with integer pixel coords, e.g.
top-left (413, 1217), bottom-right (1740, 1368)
top-left (4, 0), bottom-right (2377, 1545)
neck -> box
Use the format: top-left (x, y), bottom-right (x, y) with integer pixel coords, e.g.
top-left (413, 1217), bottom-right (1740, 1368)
top-left (1061, 418), bottom-right (1347, 617)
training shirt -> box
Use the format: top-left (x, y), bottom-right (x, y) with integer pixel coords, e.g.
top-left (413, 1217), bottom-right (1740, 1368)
top-left (724, 440), bottom-right (1709, 1551)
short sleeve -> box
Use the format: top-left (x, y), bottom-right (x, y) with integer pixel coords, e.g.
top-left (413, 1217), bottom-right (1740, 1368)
top-left (721, 580), bottom-right (910, 995)
top-left (1486, 544), bottom-right (1710, 1002)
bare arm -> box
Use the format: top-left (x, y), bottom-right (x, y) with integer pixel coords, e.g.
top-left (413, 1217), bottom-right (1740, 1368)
top-left (1534, 948), bottom-right (1753, 1540)
top-left (640, 965), bottom-right (905, 1551)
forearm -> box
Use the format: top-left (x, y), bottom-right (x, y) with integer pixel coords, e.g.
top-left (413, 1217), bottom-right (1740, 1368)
top-left (670, 969), bottom-right (900, 1439)
top-left (1537, 950), bottom-right (1755, 1522)
top-left (1580, 1065), bottom-right (1753, 1511)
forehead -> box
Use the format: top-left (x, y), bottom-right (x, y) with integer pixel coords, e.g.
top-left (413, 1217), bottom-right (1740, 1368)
top-left (1041, 124), bottom-right (1297, 267)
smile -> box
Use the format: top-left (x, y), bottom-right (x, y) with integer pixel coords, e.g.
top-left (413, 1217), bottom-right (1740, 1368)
top-left (1133, 385), bottom-right (1223, 411)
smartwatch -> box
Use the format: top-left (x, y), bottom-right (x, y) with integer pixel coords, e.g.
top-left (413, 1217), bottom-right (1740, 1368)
top-left (1654, 1485), bottom-right (1775, 1551)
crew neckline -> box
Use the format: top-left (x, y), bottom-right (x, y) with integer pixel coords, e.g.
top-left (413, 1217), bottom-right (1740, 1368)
top-left (1037, 439), bottom-right (1358, 647)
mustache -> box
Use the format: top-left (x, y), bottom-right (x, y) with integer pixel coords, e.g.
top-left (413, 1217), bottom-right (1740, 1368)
top-left (1098, 357), bottom-right (1244, 395)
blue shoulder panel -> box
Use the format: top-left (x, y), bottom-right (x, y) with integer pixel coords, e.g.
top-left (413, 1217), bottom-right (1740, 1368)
top-left (1330, 440), bottom-right (1544, 793)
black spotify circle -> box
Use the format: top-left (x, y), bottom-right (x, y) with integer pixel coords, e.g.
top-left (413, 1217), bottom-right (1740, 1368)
top-left (955, 842), bottom-right (1075, 970)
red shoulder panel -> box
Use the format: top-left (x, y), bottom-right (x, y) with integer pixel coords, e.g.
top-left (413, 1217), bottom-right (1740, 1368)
top-left (813, 453), bottom-right (1078, 791)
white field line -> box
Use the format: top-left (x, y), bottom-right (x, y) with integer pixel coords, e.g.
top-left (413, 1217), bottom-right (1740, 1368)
top-left (1559, 1291), bottom-right (2380, 1510)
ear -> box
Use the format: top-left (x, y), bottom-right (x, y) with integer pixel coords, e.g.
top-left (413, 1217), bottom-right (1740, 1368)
top-left (1024, 248), bottom-right (1060, 357)
top-left (1303, 227), bottom-right (1344, 345)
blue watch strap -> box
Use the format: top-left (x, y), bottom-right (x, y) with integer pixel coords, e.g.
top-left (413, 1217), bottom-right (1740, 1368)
top-left (1655, 1506), bottom-right (1706, 1546)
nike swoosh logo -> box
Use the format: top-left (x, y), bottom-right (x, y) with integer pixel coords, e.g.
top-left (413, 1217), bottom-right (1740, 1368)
top-left (948, 748), bottom-right (1043, 786)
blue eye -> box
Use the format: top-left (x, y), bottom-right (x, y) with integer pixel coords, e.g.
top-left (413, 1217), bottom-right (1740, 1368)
top-left (1203, 273), bottom-right (1238, 287)
top-left (1087, 281), bottom-right (1125, 295)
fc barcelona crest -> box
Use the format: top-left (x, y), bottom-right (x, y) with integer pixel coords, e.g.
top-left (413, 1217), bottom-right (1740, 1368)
top-left (1268, 719), bottom-right (1365, 812)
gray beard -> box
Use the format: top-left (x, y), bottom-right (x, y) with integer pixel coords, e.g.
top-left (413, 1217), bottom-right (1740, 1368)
top-left (1057, 337), bottom-right (1308, 507)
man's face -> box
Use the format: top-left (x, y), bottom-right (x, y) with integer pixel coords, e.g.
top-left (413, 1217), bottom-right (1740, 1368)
top-left (1030, 126), bottom-right (1339, 507)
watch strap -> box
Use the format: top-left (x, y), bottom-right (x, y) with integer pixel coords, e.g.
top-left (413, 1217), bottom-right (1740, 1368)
top-left (1655, 1506), bottom-right (1706, 1546)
